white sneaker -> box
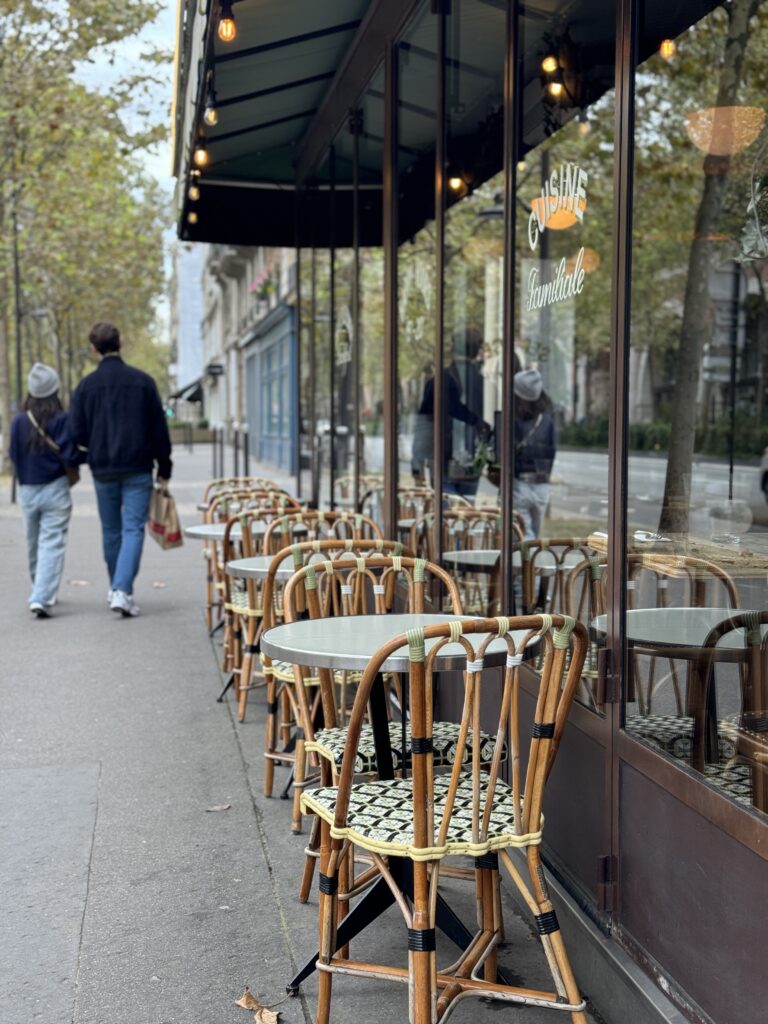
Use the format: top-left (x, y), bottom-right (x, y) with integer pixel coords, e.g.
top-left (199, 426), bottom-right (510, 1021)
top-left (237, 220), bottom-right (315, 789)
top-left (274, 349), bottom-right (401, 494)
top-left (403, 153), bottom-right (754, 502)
top-left (110, 590), bottom-right (140, 617)
top-left (108, 589), bottom-right (114, 606)
top-left (29, 602), bottom-right (51, 619)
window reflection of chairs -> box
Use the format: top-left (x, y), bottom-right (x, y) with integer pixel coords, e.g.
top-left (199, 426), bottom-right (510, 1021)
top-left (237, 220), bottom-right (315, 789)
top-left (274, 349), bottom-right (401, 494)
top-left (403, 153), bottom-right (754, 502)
top-left (695, 611), bottom-right (768, 813)
top-left (262, 509), bottom-right (382, 555)
top-left (624, 554), bottom-right (742, 773)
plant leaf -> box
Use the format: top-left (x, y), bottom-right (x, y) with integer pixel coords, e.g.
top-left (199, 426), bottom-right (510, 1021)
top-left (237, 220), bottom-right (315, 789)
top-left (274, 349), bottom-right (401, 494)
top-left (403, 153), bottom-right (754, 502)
top-left (254, 1009), bottom-right (281, 1023)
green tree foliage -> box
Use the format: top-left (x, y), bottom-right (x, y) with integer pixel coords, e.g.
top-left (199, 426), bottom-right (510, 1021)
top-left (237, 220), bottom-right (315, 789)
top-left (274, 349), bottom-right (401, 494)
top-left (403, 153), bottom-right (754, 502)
top-left (0, 1), bottom-right (170, 471)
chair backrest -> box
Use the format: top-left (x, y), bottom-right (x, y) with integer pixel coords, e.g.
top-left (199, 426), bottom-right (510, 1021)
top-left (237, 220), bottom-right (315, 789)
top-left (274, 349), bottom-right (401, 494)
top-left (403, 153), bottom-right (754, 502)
top-left (627, 553), bottom-right (740, 611)
top-left (203, 476), bottom-right (279, 501)
top-left (334, 614), bottom-right (588, 853)
top-left (283, 555), bottom-right (463, 623)
top-left (260, 538), bottom-right (415, 627)
top-left (262, 510), bottom-right (383, 555)
top-left (516, 538), bottom-right (596, 615)
top-left (207, 489), bottom-right (300, 522)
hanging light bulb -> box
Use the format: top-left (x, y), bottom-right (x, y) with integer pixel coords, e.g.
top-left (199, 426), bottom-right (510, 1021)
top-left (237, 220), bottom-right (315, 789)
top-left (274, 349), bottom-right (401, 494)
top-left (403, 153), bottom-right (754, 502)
top-left (203, 99), bottom-right (218, 127)
top-left (516, 159), bottom-right (527, 173)
top-left (659, 38), bottom-right (677, 61)
top-left (188, 211), bottom-right (199, 225)
top-left (218, 0), bottom-right (236, 43)
top-left (547, 80), bottom-right (564, 99)
top-left (193, 138), bottom-right (209, 168)
top-left (578, 112), bottom-right (590, 135)
top-left (541, 55), bottom-right (558, 75)
top-left (448, 175), bottom-right (464, 192)
top-left (188, 184), bottom-right (201, 201)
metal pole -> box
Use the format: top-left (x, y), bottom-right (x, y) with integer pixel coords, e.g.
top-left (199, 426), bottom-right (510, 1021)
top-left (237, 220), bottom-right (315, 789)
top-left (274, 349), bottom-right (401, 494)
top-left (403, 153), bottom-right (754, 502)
top-left (219, 424), bottom-right (225, 478)
top-left (243, 424), bottom-right (250, 475)
top-left (12, 202), bottom-right (23, 409)
top-left (212, 424), bottom-right (217, 478)
top-left (728, 261), bottom-right (740, 502)
top-left (233, 422), bottom-right (240, 477)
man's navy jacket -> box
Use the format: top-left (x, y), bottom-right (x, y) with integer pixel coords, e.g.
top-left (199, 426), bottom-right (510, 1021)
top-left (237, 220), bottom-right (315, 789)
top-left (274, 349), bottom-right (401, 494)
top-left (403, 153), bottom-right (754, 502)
top-left (69, 356), bottom-right (173, 480)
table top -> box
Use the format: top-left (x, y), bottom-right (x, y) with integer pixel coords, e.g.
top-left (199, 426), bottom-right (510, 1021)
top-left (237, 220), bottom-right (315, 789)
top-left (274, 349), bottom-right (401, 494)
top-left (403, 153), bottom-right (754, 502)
top-left (185, 521), bottom-right (248, 540)
top-left (261, 613), bottom-right (538, 672)
top-left (442, 548), bottom-right (586, 573)
top-left (226, 555), bottom-right (295, 581)
top-left (593, 607), bottom-right (767, 651)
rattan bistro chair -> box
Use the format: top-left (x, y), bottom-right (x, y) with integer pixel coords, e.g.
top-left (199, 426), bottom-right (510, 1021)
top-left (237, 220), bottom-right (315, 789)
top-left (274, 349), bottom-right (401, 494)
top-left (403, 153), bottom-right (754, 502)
top-left (302, 614), bottom-right (588, 1024)
top-left (258, 539), bottom-right (414, 752)
top-left (262, 510), bottom-right (382, 556)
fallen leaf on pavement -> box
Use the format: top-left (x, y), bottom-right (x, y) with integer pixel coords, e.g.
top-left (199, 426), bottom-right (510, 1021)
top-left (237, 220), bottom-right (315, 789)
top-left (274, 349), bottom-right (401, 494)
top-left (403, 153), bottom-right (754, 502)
top-left (67, 579), bottom-right (91, 587)
top-left (254, 1009), bottom-right (281, 1023)
top-left (152, 581), bottom-right (167, 588)
top-left (206, 804), bottom-right (231, 813)
top-left (234, 988), bottom-right (262, 1010)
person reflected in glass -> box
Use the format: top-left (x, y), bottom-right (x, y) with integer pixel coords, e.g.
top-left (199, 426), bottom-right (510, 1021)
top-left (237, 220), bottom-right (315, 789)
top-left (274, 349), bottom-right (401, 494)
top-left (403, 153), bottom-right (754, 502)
top-left (513, 368), bottom-right (555, 539)
top-left (412, 328), bottom-right (491, 498)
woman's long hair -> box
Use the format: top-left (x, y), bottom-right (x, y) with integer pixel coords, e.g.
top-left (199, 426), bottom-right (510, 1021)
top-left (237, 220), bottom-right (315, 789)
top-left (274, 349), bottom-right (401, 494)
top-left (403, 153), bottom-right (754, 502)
top-left (23, 393), bottom-right (63, 452)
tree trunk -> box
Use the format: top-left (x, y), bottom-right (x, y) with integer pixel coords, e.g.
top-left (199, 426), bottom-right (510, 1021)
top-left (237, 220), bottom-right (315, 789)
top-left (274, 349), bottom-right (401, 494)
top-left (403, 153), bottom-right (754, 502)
top-left (658, 0), bottom-right (759, 535)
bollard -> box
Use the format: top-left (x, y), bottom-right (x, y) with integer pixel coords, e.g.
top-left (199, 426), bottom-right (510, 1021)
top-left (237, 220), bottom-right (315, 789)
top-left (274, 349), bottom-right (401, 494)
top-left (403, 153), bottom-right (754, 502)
top-left (233, 422), bottom-right (240, 478)
top-left (218, 425), bottom-right (225, 479)
top-left (243, 426), bottom-right (250, 476)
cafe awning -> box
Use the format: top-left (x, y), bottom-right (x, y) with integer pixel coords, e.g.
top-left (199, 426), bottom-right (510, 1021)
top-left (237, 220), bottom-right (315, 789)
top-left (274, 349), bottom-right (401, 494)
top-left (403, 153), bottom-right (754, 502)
top-left (172, 0), bottom-right (380, 246)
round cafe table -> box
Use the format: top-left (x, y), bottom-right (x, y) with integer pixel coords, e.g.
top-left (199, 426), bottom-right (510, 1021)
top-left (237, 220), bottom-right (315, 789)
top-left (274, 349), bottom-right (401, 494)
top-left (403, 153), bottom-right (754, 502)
top-left (226, 555), bottom-right (295, 582)
top-left (262, 611), bottom-right (538, 996)
top-left (184, 521), bottom-right (248, 541)
top-left (592, 607), bottom-right (768, 655)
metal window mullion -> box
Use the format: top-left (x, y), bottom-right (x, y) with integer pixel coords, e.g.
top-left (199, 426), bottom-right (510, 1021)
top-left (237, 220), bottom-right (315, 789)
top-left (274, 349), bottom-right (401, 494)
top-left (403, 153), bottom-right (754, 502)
top-left (329, 145), bottom-right (337, 508)
top-left (433, 7), bottom-right (446, 570)
top-left (294, 198), bottom-right (302, 495)
top-left (383, 41), bottom-right (399, 540)
top-left (500, 1), bottom-right (521, 614)
top-left (352, 116), bottom-right (362, 512)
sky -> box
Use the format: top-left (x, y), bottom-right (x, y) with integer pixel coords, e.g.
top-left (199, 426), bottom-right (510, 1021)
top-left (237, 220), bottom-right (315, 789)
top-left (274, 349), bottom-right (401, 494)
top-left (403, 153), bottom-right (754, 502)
top-left (76, 1), bottom-right (179, 188)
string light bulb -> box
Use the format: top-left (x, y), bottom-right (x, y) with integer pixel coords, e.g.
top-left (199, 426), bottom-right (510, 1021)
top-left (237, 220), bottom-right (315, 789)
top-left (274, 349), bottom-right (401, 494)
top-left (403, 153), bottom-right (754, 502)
top-left (659, 38), bottom-right (676, 61)
top-left (448, 175), bottom-right (464, 192)
top-left (188, 184), bottom-right (201, 201)
top-left (188, 211), bottom-right (198, 225)
top-left (193, 138), bottom-right (209, 168)
top-left (203, 99), bottom-right (218, 126)
top-left (541, 55), bottom-right (558, 74)
top-left (218, 1), bottom-right (236, 43)
top-left (547, 81), bottom-right (564, 99)
top-left (578, 112), bottom-right (590, 135)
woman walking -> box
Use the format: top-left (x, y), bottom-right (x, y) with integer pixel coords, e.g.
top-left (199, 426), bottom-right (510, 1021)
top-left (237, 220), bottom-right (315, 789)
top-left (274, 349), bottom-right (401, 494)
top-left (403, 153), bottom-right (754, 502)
top-left (512, 368), bottom-right (556, 540)
top-left (9, 363), bottom-right (80, 618)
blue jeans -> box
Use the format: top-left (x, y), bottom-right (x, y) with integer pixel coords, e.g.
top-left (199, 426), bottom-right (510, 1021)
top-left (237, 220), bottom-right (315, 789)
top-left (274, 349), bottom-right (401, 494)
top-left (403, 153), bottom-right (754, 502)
top-left (93, 473), bottom-right (153, 595)
top-left (19, 476), bottom-right (73, 607)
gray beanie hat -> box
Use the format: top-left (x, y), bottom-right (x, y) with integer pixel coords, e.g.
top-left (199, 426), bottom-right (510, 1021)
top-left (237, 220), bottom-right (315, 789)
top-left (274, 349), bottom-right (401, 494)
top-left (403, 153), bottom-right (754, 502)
top-left (28, 362), bottom-right (60, 399)
top-left (513, 368), bottom-right (543, 402)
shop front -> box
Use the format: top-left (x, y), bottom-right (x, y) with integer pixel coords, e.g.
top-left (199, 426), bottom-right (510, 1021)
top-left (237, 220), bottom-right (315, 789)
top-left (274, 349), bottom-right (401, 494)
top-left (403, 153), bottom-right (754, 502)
top-left (174, 2), bottom-right (768, 1021)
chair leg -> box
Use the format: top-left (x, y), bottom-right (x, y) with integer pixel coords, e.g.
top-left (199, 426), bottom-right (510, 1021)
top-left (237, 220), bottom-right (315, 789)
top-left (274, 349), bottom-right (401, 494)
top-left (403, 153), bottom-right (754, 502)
top-left (299, 814), bottom-right (320, 903)
top-left (237, 617), bottom-right (257, 722)
top-left (478, 865), bottom-right (498, 981)
top-left (527, 848), bottom-right (587, 1023)
top-left (263, 674), bottom-right (278, 797)
top-left (316, 822), bottom-right (336, 1024)
top-left (291, 734), bottom-right (306, 833)
top-left (409, 860), bottom-right (436, 1024)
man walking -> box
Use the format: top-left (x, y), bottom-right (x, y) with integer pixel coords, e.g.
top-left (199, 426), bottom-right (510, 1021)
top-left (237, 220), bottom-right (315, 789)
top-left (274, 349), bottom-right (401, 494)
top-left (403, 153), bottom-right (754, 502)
top-left (70, 322), bottom-right (172, 617)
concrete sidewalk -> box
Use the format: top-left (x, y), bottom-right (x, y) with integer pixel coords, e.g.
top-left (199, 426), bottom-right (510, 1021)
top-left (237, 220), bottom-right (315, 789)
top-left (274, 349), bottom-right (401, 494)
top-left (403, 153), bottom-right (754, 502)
top-left (0, 449), bottom-right (602, 1024)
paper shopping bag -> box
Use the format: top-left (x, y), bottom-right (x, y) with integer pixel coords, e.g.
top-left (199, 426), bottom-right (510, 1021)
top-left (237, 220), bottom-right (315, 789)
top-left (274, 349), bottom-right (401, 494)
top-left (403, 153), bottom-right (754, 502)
top-left (147, 485), bottom-right (184, 550)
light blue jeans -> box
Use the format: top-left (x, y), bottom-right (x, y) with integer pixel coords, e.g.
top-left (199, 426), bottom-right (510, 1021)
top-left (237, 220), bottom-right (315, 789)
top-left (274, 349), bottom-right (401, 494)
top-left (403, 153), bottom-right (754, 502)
top-left (93, 473), bottom-right (153, 595)
top-left (19, 476), bottom-right (73, 607)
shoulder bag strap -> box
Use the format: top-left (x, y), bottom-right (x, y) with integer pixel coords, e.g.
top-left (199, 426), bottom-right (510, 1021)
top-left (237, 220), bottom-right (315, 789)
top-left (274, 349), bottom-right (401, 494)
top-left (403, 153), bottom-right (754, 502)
top-left (27, 410), bottom-right (63, 456)
top-left (515, 413), bottom-right (543, 454)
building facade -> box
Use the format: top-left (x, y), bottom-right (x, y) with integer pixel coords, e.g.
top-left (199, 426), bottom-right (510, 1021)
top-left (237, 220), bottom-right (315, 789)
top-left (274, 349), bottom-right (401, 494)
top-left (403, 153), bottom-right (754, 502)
top-left (173, 3), bottom-right (768, 1022)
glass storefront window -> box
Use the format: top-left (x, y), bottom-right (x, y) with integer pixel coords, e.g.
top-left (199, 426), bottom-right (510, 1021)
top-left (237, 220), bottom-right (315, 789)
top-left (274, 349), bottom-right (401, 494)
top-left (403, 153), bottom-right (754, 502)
top-left (627, 0), bottom-right (768, 817)
top-left (511, 0), bottom-right (617, 710)
top-left (397, 7), bottom-right (438, 553)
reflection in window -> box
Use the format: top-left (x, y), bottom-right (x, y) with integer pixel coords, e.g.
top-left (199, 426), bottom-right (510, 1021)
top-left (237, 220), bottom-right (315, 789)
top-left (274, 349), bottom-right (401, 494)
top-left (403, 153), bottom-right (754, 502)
top-left (626, 1), bottom-right (768, 818)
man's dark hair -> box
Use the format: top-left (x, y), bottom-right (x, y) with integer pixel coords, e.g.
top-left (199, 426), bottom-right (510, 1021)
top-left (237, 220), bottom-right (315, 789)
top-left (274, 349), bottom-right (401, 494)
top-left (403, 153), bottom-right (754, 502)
top-left (89, 322), bottom-right (121, 355)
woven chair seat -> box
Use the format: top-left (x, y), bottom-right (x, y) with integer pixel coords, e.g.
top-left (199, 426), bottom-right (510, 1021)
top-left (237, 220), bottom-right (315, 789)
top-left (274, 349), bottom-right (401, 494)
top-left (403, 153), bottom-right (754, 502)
top-left (306, 719), bottom-right (500, 775)
top-left (267, 659), bottom-right (360, 690)
top-left (302, 773), bottom-right (540, 862)
top-left (702, 762), bottom-right (753, 805)
top-left (625, 713), bottom-right (736, 761)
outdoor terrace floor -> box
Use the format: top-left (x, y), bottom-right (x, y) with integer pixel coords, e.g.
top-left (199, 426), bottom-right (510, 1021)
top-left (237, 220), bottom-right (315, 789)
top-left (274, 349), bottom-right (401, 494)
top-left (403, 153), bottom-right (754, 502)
top-left (0, 448), bottom-right (602, 1024)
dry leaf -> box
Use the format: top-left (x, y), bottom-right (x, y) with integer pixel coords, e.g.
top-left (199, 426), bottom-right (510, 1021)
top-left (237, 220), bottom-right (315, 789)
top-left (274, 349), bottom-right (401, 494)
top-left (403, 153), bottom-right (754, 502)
top-left (67, 579), bottom-right (91, 587)
top-left (234, 987), bottom-right (261, 1010)
top-left (206, 804), bottom-right (231, 812)
top-left (234, 988), bottom-right (286, 1021)
top-left (254, 1009), bottom-right (281, 1024)
top-left (152, 581), bottom-right (167, 589)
